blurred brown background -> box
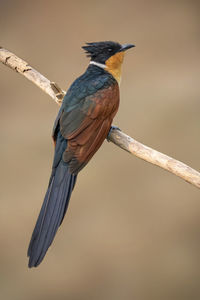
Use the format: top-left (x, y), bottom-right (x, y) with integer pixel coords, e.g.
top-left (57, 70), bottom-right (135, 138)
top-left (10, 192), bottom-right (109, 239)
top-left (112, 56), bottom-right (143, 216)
top-left (0, 0), bottom-right (200, 299)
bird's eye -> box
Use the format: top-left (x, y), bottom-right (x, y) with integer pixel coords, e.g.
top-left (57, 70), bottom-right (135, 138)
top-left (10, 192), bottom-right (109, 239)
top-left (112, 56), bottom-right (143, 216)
top-left (108, 48), bottom-right (113, 52)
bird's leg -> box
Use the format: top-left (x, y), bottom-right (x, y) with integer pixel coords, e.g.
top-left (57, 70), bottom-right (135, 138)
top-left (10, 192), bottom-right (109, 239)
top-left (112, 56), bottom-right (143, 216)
top-left (107, 125), bottom-right (121, 142)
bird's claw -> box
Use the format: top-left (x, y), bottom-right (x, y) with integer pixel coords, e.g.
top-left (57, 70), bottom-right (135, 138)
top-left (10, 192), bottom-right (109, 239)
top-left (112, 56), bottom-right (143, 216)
top-left (107, 125), bottom-right (121, 141)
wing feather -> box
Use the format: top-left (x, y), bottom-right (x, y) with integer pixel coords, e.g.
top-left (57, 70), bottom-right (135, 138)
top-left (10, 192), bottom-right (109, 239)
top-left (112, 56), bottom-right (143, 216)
top-left (60, 83), bottom-right (119, 174)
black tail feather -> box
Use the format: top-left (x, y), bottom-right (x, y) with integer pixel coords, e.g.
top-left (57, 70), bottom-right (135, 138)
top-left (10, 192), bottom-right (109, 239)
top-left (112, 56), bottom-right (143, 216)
top-left (28, 161), bottom-right (77, 268)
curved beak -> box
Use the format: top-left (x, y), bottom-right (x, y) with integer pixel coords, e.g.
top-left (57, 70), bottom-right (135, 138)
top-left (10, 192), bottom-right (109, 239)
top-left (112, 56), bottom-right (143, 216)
top-left (119, 44), bottom-right (135, 52)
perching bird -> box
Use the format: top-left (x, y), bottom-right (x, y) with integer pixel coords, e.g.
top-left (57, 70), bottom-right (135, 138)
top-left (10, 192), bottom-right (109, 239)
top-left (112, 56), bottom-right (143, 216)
top-left (28, 41), bottom-right (134, 267)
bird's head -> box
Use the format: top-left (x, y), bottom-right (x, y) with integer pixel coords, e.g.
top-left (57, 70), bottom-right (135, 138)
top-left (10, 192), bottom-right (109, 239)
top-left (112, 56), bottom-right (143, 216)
top-left (82, 41), bottom-right (135, 84)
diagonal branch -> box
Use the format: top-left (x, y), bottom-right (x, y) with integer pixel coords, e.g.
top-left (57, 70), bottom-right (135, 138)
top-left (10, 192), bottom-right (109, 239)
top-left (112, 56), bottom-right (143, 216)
top-left (0, 47), bottom-right (199, 189)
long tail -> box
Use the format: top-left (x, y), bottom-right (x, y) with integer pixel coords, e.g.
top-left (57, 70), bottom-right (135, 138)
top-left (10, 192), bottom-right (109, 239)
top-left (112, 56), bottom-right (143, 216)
top-left (28, 133), bottom-right (77, 268)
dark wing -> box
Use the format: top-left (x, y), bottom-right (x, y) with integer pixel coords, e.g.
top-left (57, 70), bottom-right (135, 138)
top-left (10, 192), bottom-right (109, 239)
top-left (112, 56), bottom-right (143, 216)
top-left (60, 83), bottom-right (119, 174)
top-left (52, 69), bottom-right (115, 143)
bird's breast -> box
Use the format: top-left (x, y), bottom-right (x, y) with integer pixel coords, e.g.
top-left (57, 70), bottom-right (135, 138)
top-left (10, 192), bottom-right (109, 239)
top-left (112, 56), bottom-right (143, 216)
top-left (105, 52), bottom-right (125, 84)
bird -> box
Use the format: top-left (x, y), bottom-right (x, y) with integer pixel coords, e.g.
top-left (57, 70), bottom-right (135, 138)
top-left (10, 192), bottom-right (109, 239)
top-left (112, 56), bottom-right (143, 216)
top-left (27, 41), bottom-right (135, 268)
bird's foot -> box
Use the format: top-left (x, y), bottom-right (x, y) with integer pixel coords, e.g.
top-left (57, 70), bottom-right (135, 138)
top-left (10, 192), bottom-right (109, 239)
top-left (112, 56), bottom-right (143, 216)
top-left (107, 125), bottom-right (121, 142)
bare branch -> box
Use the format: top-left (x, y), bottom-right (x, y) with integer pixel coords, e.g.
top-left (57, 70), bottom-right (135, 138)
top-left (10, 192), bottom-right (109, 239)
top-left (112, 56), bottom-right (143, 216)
top-left (0, 47), bottom-right (63, 105)
top-left (109, 130), bottom-right (200, 188)
top-left (0, 47), bottom-right (199, 189)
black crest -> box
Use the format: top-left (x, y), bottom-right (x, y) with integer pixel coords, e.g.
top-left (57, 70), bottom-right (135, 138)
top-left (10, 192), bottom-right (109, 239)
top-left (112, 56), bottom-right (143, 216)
top-left (82, 41), bottom-right (122, 64)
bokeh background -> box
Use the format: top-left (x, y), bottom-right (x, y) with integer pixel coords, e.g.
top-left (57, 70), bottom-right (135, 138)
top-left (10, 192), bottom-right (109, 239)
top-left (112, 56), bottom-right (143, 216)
top-left (0, 0), bottom-right (200, 299)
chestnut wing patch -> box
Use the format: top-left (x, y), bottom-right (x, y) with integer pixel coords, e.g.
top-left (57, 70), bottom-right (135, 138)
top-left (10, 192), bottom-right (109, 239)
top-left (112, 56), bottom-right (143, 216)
top-left (60, 83), bottom-right (119, 174)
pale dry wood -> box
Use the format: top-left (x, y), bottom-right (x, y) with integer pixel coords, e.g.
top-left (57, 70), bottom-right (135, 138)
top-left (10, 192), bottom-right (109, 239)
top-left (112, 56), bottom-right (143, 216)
top-left (109, 130), bottom-right (200, 188)
top-left (0, 47), bottom-right (199, 189)
top-left (0, 47), bottom-right (63, 105)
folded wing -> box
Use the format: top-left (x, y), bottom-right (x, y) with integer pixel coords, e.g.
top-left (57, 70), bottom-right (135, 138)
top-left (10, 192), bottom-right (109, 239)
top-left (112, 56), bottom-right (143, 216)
top-left (60, 83), bottom-right (119, 174)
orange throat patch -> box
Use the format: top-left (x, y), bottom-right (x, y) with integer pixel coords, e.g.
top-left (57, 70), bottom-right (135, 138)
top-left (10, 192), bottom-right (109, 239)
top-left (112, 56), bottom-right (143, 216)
top-left (105, 52), bottom-right (125, 84)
